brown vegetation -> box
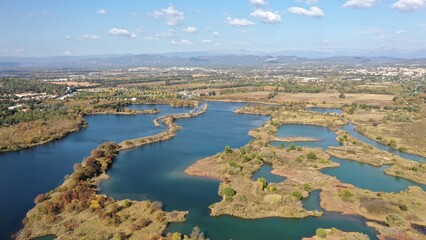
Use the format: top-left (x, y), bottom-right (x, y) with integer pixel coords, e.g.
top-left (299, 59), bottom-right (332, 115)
top-left (302, 228), bottom-right (369, 240)
top-left (0, 115), bottom-right (85, 152)
top-left (327, 130), bottom-right (426, 185)
top-left (19, 142), bottom-right (188, 240)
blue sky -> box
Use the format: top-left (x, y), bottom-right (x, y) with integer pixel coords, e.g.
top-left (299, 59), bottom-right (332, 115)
top-left (0, 0), bottom-right (425, 57)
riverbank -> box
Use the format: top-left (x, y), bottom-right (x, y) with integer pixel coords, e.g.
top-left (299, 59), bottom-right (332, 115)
top-left (185, 104), bottom-right (426, 240)
top-left (119, 103), bottom-right (208, 151)
top-left (18, 103), bottom-right (208, 239)
top-left (18, 142), bottom-right (188, 240)
top-left (327, 130), bottom-right (426, 185)
top-left (0, 115), bottom-right (86, 153)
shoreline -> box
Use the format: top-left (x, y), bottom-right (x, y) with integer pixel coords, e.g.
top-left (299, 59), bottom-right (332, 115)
top-left (0, 102), bottom-right (196, 154)
top-left (18, 101), bottom-right (208, 239)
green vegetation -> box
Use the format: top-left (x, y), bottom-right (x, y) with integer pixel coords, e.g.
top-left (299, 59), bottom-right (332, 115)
top-left (303, 183), bottom-right (312, 191)
top-left (307, 152), bottom-right (318, 161)
top-left (292, 191), bottom-right (303, 200)
top-left (256, 177), bottom-right (268, 190)
top-left (19, 142), bottom-right (189, 239)
top-left (315, 228), bottom-right (327, 238)
top-left (0, 78), bottom-right (69, 95)
top-left (338, 189), bottom-right (353, 202)
top-left (224, 145), bottom-right (233, 154)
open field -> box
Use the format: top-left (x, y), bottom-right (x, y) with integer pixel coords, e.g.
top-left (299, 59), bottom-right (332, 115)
top-left (351, 103), bottom-right (426, 158)
top-left (0, 115), bottom-right (85, 152)
top-left (51, 81), bottom-right (99, 87)
top-left (209, 92), bottom-right (396, 106)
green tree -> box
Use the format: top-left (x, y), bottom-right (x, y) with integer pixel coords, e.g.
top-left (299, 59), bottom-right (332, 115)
top-left (224, 145), bottom-right (232, 154)
top-left (316, 228), bottom-right (327, 238)
top-left (292, 191), bottom-right (303, 199)
top-left (307, 152), bottom-right (317, 160)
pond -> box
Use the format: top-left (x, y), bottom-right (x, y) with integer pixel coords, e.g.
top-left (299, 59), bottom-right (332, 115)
top-left (251, 164), bottom-right (286, 183)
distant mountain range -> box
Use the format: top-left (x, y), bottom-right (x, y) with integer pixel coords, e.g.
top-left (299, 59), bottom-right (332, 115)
top-left (1, 49), bottom-right (426, 69)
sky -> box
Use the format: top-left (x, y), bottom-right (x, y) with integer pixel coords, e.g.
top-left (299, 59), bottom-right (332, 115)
top-left (0, 0), bottom-right (426, 57)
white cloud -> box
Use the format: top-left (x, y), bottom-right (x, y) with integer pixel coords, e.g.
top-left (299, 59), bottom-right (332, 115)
top-left (151, 5), bottom-right (185, 26)
top-left (342, 0), bottom-right (377, 9)
top-left (297, 0), bottom-right (319, 5)
top-left (143, 29), bottom-right (175, 41)
top-left (395, 29), bottom-right (407, 34)
top-left (212, 31), bottom-right (220, 37)
top-left (15, 48), bottom-right (25, 53)
top-left (108, 28), bottom-right (137, 38)
top-left (161, 29), bottom-right (176, 37)
top-left (96, 9), bottom-right (107, 14)
top-left (250, 9), bottom-right (281, 24)
top-left (144, 36), bottom-right (159, 41)
top-left (288, 6), bottom-right (324, 18)
top-left (226, 17), bottom-right (255, 26)
top-left (171, 39), bottom-right (193, 46)
top-left (392, 0), bottom-right (426, 12)
top-left (183, 26), bottom-right (198, 33)
top-left (201, 39), bottom-right (212, 44)
top-left (64, 36), bottom-right (72, 40)
top-left (82, 34), bottom-right (100, 40)
top-left (250, 0), bottom-right (267, 6)
top-left (64, 50), bottom-right (72, 56)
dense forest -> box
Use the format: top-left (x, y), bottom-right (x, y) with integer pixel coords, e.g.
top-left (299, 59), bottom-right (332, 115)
top-left (0, 78), bottom-right (69, 95)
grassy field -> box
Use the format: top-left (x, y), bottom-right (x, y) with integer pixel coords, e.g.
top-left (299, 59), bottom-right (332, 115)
top-left (353, 104), bottom-right (426, 158)
top-left (0, 115), bottom-right (85, 152)
top-left (210, 92), bottom-right (395, 106)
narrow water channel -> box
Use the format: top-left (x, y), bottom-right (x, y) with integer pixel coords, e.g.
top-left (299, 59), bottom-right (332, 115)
top-left (0, 105), bottom-right (190, 239)
top-left (342, 124), bottom-right (425, 162)
top-left (102, 102), bottom-right (377, 239)
top-left (273, 124), bottom-right (426, 192)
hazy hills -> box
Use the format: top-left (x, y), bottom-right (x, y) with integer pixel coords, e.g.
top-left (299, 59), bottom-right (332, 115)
top-left (1, 50), bottom-right (426, 69)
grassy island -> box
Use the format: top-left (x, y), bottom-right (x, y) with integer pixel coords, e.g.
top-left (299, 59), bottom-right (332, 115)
top-left (185, 103), bottom-right (426, 240)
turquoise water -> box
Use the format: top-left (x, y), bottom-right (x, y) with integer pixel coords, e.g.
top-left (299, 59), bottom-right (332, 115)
top-left (251, 164), bottom-right (286, 183)
top-left (0, 104), bottom-right (190, 239)
top-left (307, 107), bottom-right (343, 115)
top-left (273, 124), bottom-right (426, 192)
top-left (302, 190), bottom-right (322, 211)
top-left (102, 103), bottom-right (378, 239)
top-left (272, 124), bottom-right (340, 149)
top-left (1, 102), bottom-right (424, 239)
top-left (322, 157), bottom-right (426, 192)
top-left (342, 124), bottom-right (425, 163)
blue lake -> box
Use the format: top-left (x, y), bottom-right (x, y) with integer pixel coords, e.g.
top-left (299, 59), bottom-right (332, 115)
top-left (0, 104), bottom-right (190, 239)
top-left (1, 102), bottom-right (424, 239)
top-left (102, 103), bottom-right (377, 240)
top-left (273, 124), bottom-right (426, 192)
